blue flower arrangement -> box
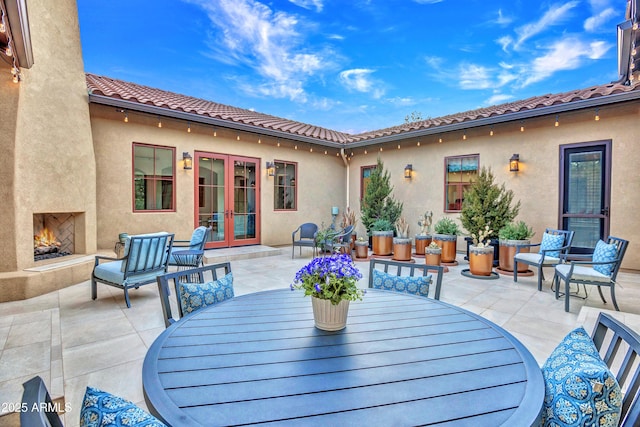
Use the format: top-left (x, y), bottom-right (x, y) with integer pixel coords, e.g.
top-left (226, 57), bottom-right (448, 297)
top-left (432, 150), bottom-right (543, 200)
top-left (291, 254), bottom-right (364, 305)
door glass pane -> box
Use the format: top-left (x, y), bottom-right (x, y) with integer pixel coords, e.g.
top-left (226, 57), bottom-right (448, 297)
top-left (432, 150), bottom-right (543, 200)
top-left (567, 218), bottom-right (601, 249)
top-left (233, 161), bottom-right (255, 240)
top-left (567, 151), bottom-right (602, 214)
top-left (198, 157), bottom-right (225, 242)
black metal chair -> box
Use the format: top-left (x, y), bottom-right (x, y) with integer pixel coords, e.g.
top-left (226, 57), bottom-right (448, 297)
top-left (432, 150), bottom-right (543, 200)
top-left (91, 232), bottom-right (175, 308)
top-left (21, 376), bottom-right (64, 427)
top-left (553, 236), bottom-right (629, 312)
top-left (368, 259), bottom-right (444, 300)
top-left (292, 223), bottom-right (319, 258)
top-left (591, 312), bottom-right (640, 426)
top-left (168, 226), bottom-right (211, 268)
top-left (513, 228), bottom-right (574, 291)
top-left (157, 262), bottom-right (233, 327)
top-left (331, 225), bottom-right (355, 257)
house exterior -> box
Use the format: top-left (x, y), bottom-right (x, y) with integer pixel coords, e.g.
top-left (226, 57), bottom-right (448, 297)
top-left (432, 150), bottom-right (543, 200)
top-left (1, 0), bottom-right (639, 302)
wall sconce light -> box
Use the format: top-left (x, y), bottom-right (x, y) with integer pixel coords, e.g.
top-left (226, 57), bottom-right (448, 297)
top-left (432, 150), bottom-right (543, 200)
top-left (266, 161), bottom-right (275, 177)
top-left (183, 152), bottom-right (193, 170)
top-left (404, 164), bottom-right (413, 179)
top-left (509, 154), bottom-right (520, 172)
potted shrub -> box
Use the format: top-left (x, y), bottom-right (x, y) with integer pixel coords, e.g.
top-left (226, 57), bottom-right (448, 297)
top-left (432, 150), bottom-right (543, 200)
top-left (432, 217), bottom-right (461, 264)
top-left (360, 158), bottom-right (403, 245)
top-left (371, 218), bottom-right (394, 256)
top-left (425, 241), bottom-right (442, 266)
top-left (468, 225), bottom-right (494, 276)
top-left (460, 167), bottom-right (520, 266)
top-left (393, 217), bottom-right (412, 261)
top-left (340, 206), bottom-right (358, 251)
top-left (355, 236), bottom-right (369, 259)
top-left (414, 211), bottom-right (433, 255)
top-left (498, 221), bottom-right (535, 272)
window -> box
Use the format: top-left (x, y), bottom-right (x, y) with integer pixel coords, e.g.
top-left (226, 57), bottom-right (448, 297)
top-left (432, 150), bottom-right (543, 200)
top-left (445, 155), bottom-right (479, 212)
top-left (133, 143), bottom-right (175, 211)
top-left (361, 165), bottom-right (377, 199)
top-left (274, 161), bottom-right (296, 210)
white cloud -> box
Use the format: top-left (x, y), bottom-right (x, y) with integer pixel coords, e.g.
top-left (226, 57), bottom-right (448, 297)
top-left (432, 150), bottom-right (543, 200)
top-left (339, 69), bottom-right (385, 98)
top-left (413, 0), bottom-right (444, 4)
top-left (459, 64), bottom-right (493, 89)
top-left (497, 35), bottom-right (513, 52)
top-left (514, 1), bottom-right (580, 50)
top-left (288, 0), bottom-right (323, 12)
top-left (486, 94), bottom-right (514, 105)
top-left (584, 7), bottom-right (616, 32)
top-left (424, 56), bottom-right (444, 69)
top-left (493, 9), bottom-right (513, 26)
top-left (387, 96), bottom-right (417, 107)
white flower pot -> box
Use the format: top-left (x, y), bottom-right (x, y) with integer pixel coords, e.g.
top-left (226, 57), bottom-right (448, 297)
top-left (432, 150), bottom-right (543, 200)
top-left (311, 297), bottom-right (350, 331)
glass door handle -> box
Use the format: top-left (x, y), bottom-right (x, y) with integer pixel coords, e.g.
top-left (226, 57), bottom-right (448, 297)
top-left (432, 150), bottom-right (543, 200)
top-left (601, 207), bottom-right (609, 216)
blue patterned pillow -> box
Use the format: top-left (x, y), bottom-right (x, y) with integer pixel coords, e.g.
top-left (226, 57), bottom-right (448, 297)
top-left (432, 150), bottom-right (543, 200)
top-left (371, 269), bottom-right (431, 297)
top-left (592, 240), bottom-right (617, 276)
top-left (178, 272), bottom-right (234, 314)
top-left (541, 327), bottom-right (622, 426)
top-left (80, 386), bottom-right (166, 427)
top-left (539, 232), bottom-right (565, 258)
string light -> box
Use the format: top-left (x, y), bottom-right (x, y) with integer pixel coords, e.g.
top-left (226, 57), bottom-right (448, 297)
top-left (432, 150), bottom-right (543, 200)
top-left (324, 150), bottom-right (327, 155)
top-left (294, 145), bottom-right (298, 150)
top-left (213, 128), bottom-right (217, 137)
top-left (595, 108), bottom-right (600, 121)
top-left (490, 127), bottom-right (494, 136)
top-left (397, 144), bottom-right (401, 150)
top-left (364, 149), bottom-right (368, 154)
top-left (236, 134), bottom-right (240, 141)
top-left (379, 147), bottom-right (383, 152)
top-left (555, 115), bottom-right (559, 127)
top-left (124, 112), bottom-right (128, 123)
top-left (157, 118), bottom-right (162, 128)
top-left (309, 147), bottom-right (313, 153)
top-left (417, 141), bottom-right (421, 147)
top-left (258, 138), bottom-right (262, 144)
top-left (5, 43), bottom-right (12, 57)
top-left (187, 123), bottom-right (191, 133)
top-left (438, 137), bottom-right (443, 143)
top-left (520, 121), bottom-right (525, 132)
top-left (462, 131), bottom-right (467, 140)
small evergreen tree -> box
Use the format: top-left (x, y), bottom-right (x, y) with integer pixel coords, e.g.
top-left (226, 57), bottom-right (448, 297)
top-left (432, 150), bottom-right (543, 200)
top-left (361, 158), bottom-right (403, 233)
top-left (460, 167), bottom-right (520, 241)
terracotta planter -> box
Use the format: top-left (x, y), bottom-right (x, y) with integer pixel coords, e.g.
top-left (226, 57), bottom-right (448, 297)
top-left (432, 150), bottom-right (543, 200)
top-left (372, 231), bottom-right (393, 256)
top-left (355, 241), bottom-right (368, 258)
top-left (414, 235), bottom-right (432, 255)
top-left (432, 234), bottom-right (457, 263)
top-left (499, 239), bottom-right (531, 272)
top-left (311, 297), bottom-right (350, 331)
top-left (469, 245), bottom-right (494, 276)
top-left (425, 249), bottom-right (442, 266)
top-left (392, 238), bottom-right (412, 261)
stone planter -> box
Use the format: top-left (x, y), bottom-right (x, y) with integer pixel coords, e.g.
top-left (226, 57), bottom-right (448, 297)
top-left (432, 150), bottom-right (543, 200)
top-left (372, 231), bottom-right (393, 256)
top-left (424, 247), bottom-right (442, 266)
top-left (432, 233), bottom-right (457, 263)
top-left (469, 245), bottom-right (494, 276)
top-left (355, 240), bottom-right (369, 258)
top-left (414, 234), bottom-right (432, 255)
top-left (311, 297), bottom-right (350, 331)
top-left (392, 237), bottom-right (412, 261)
top-left (499, 239), bottom-right (531, 272)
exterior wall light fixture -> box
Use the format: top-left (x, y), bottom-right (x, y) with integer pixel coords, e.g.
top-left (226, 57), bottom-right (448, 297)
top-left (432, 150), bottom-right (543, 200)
top-left (509, 154), bottom-right (520, 172)
top-left (183, 152), bottom-right (193, 170)
top-left (404, 164), bottom-right (413, 179)
top-left (266, 161), bottom-right (275, 177)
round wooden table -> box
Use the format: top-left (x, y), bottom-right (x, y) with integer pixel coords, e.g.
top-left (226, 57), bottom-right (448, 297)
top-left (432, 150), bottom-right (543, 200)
top-left (143, 288), bottom-right (544, 426)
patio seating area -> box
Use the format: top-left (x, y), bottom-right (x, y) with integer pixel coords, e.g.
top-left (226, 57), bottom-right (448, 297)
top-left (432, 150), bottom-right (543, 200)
top-left (1, 245), bottom-right (640, 426)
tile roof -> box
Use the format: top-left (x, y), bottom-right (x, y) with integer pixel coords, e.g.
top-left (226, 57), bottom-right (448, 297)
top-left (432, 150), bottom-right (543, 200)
top-left (86, 73), bottom-right (640, 145)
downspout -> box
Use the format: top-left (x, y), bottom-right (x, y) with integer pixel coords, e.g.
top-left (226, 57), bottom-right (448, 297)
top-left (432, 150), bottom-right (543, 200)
top-left (340, 148), bottom-right (349, 208)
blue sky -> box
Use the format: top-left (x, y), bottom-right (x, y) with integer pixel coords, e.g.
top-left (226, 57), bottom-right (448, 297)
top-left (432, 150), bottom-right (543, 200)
top-left (77, 0), bottom-right (624, 134)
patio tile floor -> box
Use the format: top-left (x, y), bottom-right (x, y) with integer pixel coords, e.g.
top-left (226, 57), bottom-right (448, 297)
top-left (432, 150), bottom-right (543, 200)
top-left (1, 245), bottom-right (639, 426)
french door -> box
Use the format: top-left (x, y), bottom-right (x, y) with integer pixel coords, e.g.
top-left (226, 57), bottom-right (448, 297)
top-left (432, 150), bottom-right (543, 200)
top-left (195, 152), bottom-right (260, 248)
top-left (559, 141), bottom-right (611, 254)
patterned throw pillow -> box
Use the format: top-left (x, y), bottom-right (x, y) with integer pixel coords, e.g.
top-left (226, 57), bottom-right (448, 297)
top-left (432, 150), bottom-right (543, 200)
top-left (592, 240), bottom-right (618, 276)
top-left (539, 232), bottom-right (565, 258)
top-left (371, 269), bottom-right (432, 297)
top-left (178, 272), bottom-right (234, 314)
top-left (541, 327), bottom-right (622, 426)
top-left (80, 386), bottom-right (166, 427)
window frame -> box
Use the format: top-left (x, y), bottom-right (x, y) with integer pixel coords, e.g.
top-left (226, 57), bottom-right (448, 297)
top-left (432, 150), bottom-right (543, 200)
top-left (360, 164), bottom-right (377, 200)
top-left (444, 154), bottom-right (479, 213)
top-left (132, 143), bottom-right (176, 213)
top-left (273, 160), bottom-right (297, 211)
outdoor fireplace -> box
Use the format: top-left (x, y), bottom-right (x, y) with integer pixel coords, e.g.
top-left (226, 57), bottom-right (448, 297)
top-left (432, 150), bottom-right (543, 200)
top-left (33, 213), bottom-right (75, 261)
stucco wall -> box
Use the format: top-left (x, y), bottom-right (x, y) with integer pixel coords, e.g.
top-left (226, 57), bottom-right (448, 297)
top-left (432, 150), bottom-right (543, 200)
top-left (3, 0), bottom-right (96, 271)
top-left (347, 104), bottom-right (640, 271)
top-left (89, 104), bottom-right (347, 248)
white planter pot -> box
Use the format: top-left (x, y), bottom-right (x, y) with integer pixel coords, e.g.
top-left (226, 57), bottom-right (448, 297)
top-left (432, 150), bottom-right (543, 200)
top-left (311, 297), bottom-right (350, 331)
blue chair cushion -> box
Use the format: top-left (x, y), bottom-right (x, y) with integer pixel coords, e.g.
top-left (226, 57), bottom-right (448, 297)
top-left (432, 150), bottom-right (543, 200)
top-left (94, 260), bottom-right (162, 287)
top-left (189, 226), bottom-right (208, 249)
top-left (592, 240), bottom-right (617, 276)
top-left (178, 272), bottom-right (234, 314)
top-left (80, 386), bottom-right (166, 426)
top-left (541, 327), bottom-right (622, 426)
top-left (539, 232), bottom-right (565, 258)
top-left (371, 269), bottom-right (431, 297)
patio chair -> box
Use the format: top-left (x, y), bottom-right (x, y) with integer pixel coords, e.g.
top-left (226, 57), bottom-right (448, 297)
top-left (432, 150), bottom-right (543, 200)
top-left (540, 312), bottom-right (640, 426)
top-left (331, 225), bottom-right (355, 257)
top-left (292, 223), bottom-right (319, 259)
top-left (20, 376), bottom-right (63, 427)
top-left (91, 232), bottom-right (174, 308)
top-left (368, 259), bottom-right (444, 300)
top-left (553, 236), bottom-right (629, 312)
top-left (157, 262), bottom-right (234, 327)
top-left (513, 228), bottom-right (574, 291)
top-left (168, 226), bottom-right (211, 268)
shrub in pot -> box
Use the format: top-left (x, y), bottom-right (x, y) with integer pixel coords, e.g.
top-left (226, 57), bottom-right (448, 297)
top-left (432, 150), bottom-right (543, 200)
top-left (468, 225), bottom-right (494, 276)
top-left (371, 218), bottom-right (394, 256)
top-left (414, 211), bottom-right (433, 255)
top-left (432, 217), bottom-right (461, 263)
top-left (393, 217), bottom-right (412, 261)
top-left (425, 241), bottom-right (442, 266)
top-left (498, 221), bottom-right (535, 272)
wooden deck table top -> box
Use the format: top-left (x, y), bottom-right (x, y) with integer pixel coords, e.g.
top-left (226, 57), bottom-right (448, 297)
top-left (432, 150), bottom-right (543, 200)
top-left (143, 288), bottom-right (544, 426)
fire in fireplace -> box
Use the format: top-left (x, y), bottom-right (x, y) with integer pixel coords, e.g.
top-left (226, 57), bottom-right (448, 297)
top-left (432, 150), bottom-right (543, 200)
top-left (33, 213), bottom-right (75, 261)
